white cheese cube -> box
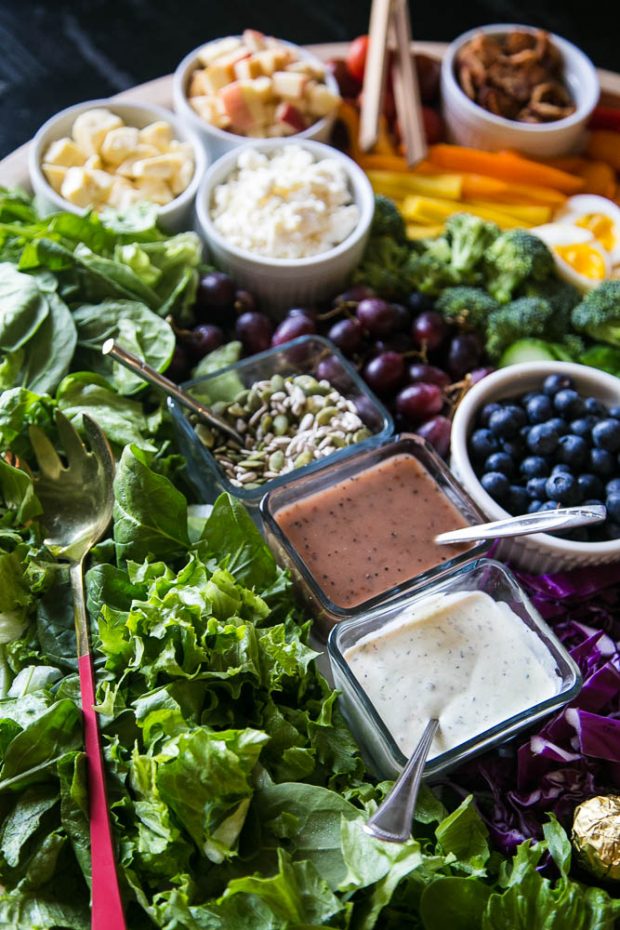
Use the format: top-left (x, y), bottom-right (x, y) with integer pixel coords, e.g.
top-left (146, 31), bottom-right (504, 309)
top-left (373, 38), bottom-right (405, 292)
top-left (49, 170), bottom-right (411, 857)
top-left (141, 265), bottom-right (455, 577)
top-left (135, 177), bottom-right (174, 205)
top-left (131, 153), bottom-right (184, 180)
top-left (42, 137), bottom-right (86, 168)
top-left (115, 144), bottom-right (160, 178)
top-left (100, 126), bottom-right (140, 166)
top-left (196, 37), bottom-right (242, 67)
top-left (168, 140), bottom-right (195, 159)
top-left (107, 177), bottom-right (136, 209)
top-left (84, 154), bottom-right (103, 171)
top-left (89, 168), bottom-right (115, 198)
top-left (139, 121), bottom-right (174, 152)
top-left (170, 158), bottom-right (195, 195)
top-left (71, 108), bottom-right (123, 155)
top-left (60, 167), bottom-right (99, 207)
top-left (42, 163), bottom-right (67, 193)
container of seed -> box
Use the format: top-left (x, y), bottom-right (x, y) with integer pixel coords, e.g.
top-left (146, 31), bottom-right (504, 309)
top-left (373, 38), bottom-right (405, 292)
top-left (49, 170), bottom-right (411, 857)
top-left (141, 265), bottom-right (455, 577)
top-left (168, 335), bottom-right (393, 520)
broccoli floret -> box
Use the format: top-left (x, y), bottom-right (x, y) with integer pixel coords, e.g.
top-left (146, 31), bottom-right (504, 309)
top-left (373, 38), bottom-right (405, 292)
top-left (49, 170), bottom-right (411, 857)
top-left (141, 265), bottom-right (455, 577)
top-left (405, 244), bottom-right (459, 296)
top-left (485, 296), bottom-right (556, 360)
top-left (435, 286), bottom-right (499, 330)
top-left (369, 195), bottom-right (408, 243)
top-left (353, 236), bottom-right (413, 296)
top-left (571, 280), bottom-right (620, 347)
top-left (443, 213), bottom-right (500, 281)
top-left (484, 229), bottom-right (555, 304)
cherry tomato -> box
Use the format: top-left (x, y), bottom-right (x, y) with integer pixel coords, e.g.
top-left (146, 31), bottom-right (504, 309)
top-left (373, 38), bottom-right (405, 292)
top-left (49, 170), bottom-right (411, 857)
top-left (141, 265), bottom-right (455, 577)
top-left (326, 58), bottom-right (362, 99)
top-left (346, 35), bottom-right (369, 82)
top-left (422, 106), bottom-right (444, 144)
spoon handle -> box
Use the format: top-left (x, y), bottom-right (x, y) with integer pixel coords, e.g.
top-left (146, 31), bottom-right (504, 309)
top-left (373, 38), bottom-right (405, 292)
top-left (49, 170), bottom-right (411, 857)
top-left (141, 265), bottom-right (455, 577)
top-left (364, 718), bottom-right (439, 843)
top-left (435, 504), bottom-right (607, 545)
top-left (102, 339), bottom-right (243, 445)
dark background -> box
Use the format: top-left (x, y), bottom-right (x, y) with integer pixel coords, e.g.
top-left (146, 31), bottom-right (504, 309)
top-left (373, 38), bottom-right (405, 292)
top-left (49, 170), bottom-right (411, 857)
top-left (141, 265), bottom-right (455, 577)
top-left (0, 0), bottom-right (615, 159)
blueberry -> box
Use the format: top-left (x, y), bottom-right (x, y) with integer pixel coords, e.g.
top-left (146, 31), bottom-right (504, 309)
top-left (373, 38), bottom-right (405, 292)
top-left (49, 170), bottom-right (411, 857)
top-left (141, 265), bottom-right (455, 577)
top-left (489, 405), bottom-right (527, 439)
top-left (556, 434), bottom-right (589, 468)
top-left (484, 452), bottom-right (514, 476)
top-left (520, 456), bottom-right (550, 479)
top-left (479, 402), bottom-right (502, 427)
top-left (502, 438), bottom-right (524, 458)
top-left (606, 493), bottom-right (620, 523)
top-left (526, 393), bottom-right (553, 424)
top-left (590, 448), bottom-right (616, 478)
top-left (609, 405), bottom-right (620, 420)
top-left (592, 419), bottom-right (620, 452)
top-left (606, 478), bottom-right (620, 496)
top-left (579, 473), bottom-right (604, 499)
top-left (584, 397), bottom-right (607, 417)
top-left (553, 389), bottom-right (585, 419)
top-left (481, 471), bottom-right (511, 501)
top-left (543, 373), bottom-right (574, 396)
top-left (528, 499), bottom-right (543, 513)
top-left (570, 416), bottom-right (595, 439)
top-left (527, 422), bottom-right (560, 455)
top-left (539, 500), bottom-right (560, 512)
top-left (469, 428), bottom-right (500, 460)
top-left (547, 417), bottom-right (569, 436)
top-left (526, 477), bottom-right (549, 500)
top-left (521, 390), bottom-right (539, 404)
top-left (552, 463), bottom-right (573, 475)
top-left (508, 485), bottom-right (530, 514)
top-left (545, 472), bottom-right (581, 505)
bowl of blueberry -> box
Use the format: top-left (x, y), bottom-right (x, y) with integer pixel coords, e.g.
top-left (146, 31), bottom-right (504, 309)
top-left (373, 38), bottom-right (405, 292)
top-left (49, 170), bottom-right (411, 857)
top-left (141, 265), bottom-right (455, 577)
top-left (450, 361), bottom-right (620, 572)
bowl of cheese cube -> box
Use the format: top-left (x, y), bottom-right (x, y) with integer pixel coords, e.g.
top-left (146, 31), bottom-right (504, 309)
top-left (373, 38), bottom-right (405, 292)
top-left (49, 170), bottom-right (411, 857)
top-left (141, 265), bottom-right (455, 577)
top-left (29, 100), bottom-right (207, 232)
top-left (173, 31), bottom-right (341, 160)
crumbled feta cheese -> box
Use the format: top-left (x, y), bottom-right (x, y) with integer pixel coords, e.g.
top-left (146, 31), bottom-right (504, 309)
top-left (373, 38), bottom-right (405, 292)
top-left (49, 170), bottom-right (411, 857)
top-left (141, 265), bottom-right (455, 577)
top-left (210, 145), bottom-right (360, 259)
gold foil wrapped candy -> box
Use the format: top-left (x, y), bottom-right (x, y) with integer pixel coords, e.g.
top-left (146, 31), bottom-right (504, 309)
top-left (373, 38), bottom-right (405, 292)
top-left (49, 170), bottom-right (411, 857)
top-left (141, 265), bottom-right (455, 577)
top-left (572, 796), bottom-right (620, 881)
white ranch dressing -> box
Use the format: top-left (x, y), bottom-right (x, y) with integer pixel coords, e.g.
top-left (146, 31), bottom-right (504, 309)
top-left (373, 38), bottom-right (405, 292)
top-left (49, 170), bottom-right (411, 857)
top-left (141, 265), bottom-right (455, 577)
top-left (344, 590), bottom-right (560, 759)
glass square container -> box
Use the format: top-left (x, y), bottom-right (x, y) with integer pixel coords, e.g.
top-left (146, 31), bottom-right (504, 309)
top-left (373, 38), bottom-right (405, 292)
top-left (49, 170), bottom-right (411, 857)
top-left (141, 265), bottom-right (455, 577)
top-left (260, 433), bottom-right (489, 639)
top-left (327, 558), bottom-right (582, 780)
top-left (167, 335), bottom-right (393, 517)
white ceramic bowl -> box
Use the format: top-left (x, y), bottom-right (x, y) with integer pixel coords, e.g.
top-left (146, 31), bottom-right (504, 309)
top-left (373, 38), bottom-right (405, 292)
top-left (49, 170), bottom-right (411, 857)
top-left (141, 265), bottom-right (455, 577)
top-left (441, 24), bottom-right (599, 157)
top-left (195, 139), bottom-right (375, 314)
top-left (173, 37), bottom-right (340, 161)
top-left (29, 99), bottom-right (207, 233)
top-left (450, 362), bottom-right (620, 573)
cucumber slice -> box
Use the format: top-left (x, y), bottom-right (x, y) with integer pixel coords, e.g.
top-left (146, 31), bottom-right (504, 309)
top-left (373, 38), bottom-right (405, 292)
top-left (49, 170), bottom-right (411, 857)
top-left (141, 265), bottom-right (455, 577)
top-left (499, 339), bottom-right (572, 367)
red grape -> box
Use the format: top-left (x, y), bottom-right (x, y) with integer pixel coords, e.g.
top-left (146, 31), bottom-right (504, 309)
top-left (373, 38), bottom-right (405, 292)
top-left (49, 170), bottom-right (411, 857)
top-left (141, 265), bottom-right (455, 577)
top-left (272, 314), bottom-right (316, 346)
top-left (183, 324), bottom-right (224, 361)
top-left (372, 334), bottom-right (413, 355)
top-left (234, 289), bottom-right (256, 313)
top-left (334, 284), bottom-right (376, 304)
top-left (470, 366), bottom-right (494, 385)
top-left (166, 345), bottom-right (192, 382)
top-left (316, 356), bottom-right (349, 390)
top-left (448, 333), bottom-right (482, 377)
top-left (362, 352), bottom-right (405, 395)
top-left (407, 362), bottom-right (450, 388)
top-left (196, 271), bottom-right (236, 311)
top-left (390, 302), bottom-right (412, 332)
top-left (416, 415), bottom-right (452, 457)
top-left (328, 317), bottom-right (364, 355)
top-left (236, 312), bottom-right (273, 355)
top-left (407, 291), bottom-right (435, 314)
top-left (356, 298), bottom-right (398, 336)
top-left (411, 311), bottom-right (447, 350)
top-left (396, 382), bottom-right (443, 423)
top-left (288, 306), bottom-right (318, 321)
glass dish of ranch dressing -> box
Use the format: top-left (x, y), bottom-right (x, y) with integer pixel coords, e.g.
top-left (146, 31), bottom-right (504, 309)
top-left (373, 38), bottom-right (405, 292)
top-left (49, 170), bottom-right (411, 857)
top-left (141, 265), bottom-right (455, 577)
top-left (328, 560), bottom-right (582, 780)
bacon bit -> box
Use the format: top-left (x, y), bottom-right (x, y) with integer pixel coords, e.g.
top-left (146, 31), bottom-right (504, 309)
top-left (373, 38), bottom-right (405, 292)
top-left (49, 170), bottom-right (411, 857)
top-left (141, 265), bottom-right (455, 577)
top-left (455, 29), bottom-right (576, 124)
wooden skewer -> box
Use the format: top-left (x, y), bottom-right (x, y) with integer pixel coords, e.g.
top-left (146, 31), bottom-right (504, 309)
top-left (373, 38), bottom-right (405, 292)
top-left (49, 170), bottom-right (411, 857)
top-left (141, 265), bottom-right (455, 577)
top-left (359, 0), bottom-right (393, 152)
top-left (390, 0), bottom-right (427, 166)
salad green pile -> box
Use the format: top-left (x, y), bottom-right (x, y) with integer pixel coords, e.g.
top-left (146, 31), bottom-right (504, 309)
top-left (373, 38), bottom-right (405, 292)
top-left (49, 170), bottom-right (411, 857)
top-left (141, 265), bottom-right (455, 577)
top-left (0, 188), bottom-right (618, 928)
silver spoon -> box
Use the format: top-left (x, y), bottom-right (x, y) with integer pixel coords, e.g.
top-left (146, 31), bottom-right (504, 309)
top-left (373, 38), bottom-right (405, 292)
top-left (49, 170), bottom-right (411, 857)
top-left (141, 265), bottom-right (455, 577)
top-left (435, 504), bottom-right (607, 545)
top-left (364, 718), bottom-right (439, 843)
top-left (101, 339), bottom-right (243, 446)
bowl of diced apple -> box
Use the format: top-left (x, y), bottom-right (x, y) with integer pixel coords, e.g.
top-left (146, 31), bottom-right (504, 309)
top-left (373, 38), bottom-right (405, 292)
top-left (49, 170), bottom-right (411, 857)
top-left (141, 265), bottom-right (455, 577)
top-left (29, 99), bottom-right (207, 232)
top-left (173, 31), bottom-right (341, 160)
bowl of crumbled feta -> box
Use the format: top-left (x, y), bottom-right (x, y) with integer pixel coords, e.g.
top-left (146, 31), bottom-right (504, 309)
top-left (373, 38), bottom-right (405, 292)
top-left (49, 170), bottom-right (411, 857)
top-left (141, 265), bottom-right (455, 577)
top-left (195, 140), bottom-right (375, 311)
top-left (29, 99), bottom-right (207, 232)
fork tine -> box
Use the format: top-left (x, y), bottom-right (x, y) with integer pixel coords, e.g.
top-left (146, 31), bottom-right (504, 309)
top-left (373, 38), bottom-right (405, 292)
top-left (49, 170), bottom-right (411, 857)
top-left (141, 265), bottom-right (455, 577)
top-left (55, 410), bottom-right (90, 468)
top-left (28, 425), bottom-right (64, 480)
top-left (82, 415), bottom-right (115, 479)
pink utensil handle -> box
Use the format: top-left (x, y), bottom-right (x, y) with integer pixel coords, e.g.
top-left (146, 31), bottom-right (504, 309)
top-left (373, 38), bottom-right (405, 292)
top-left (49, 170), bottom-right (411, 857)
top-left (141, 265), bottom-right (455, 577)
top-left (78, 653), bottom-right (127, 929)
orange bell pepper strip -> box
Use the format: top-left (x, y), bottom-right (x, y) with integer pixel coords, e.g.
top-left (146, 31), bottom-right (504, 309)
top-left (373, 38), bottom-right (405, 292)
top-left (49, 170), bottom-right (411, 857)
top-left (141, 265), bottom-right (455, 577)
top-left (427, 145), bottom-right (584, 194)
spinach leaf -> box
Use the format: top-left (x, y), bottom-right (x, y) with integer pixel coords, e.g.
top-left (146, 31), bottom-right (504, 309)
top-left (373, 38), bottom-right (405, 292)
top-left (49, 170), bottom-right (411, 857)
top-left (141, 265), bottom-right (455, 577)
top-left (0, 699), bottom-right (82, 790)
top-left (56, 372), bottom-right (157, 450)
top-left (199, 494), bottom-right (277, 590)
top-left (191, 341), bottom-right (243, 401)
top-left (420, 877), bottom-right (492, 930)
top-left (435, 795), bottom-right (490, 875)
top-left (20, 291), bottom-right (77, 395)
top-left (0, 264), bottom-right (48, 351)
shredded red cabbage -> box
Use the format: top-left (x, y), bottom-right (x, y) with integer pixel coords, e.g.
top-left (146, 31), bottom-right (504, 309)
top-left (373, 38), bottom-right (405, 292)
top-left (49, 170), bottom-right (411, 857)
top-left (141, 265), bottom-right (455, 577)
top-left (439, 561), bottom-right (620, 854)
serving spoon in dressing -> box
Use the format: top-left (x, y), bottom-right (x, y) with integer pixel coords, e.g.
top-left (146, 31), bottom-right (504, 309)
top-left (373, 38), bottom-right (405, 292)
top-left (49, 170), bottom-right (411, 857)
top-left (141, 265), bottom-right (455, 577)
top-left (435, 504), bottom-right (607, 545)
top-left (364, 718), bottom-right (439, 843)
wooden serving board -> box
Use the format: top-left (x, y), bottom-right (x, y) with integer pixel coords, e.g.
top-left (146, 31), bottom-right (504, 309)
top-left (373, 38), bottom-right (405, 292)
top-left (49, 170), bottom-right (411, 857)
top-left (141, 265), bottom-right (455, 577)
top-left (1, 41), bottom-right (619, 191)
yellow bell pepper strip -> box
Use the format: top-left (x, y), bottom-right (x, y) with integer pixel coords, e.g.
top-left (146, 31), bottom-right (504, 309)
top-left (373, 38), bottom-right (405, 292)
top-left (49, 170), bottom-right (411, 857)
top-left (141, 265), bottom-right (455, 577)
top-left (401, 195), bottom-right (526, 228)
top-left (406, 223), bottom-right (445, 239)
top-left (367, 170), bottom-right (463, 200)
top-left (466, 201), bottom-right (552, 224)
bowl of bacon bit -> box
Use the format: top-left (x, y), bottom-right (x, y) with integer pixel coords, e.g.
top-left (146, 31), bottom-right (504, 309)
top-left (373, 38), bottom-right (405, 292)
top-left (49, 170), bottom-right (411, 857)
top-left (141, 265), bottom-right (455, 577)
top-left (441, 24), bottom-right (599, 157)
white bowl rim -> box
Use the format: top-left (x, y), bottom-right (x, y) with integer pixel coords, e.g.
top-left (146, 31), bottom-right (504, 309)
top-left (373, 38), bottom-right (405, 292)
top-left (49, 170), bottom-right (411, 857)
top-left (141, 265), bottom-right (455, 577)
top-left (28, 97), bottom-right (208, 218)
top-left (173, 36), bottom-right (339, 145)
top-left (442, 23), bottom-right (600, 133)
top-left (451, 361), bottom-right (620, 555)
top-left (195, 138), bottom-right (375, 269)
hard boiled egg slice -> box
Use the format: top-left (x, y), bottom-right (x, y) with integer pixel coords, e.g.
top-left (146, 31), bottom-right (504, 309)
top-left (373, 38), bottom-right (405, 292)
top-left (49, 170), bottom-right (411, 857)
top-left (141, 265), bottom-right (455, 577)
top-left (531, 223), bottom-right (610, 292)
top-left (555, 194), bottom-right (620, 265)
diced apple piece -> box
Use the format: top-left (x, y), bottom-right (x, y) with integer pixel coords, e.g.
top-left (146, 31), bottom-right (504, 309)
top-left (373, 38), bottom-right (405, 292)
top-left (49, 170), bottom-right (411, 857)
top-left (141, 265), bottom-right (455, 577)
top-left (272, 71), bottom-right (308, 100)
top-left (131, 153), bottom-right (184, 180)
top-left (100, 126), bottom-right (140, 166)
top-left (242, 29), bottom-right (266, 52)
top-left (190, 94), bottom-right (230, 128)
top-left (234, 57), bottom-right (263, 81)
top-left (139, 121), bottom-right (174, 152)
top-left (135, 177), bottom-right (174, 205)
top-left (189, 69), bottom-right (211, 97)
top-left (42, 163), bottom-right (67, 193)
top-left (287, 61), bottom-right (325, 79)
top-left (275, 102), bottom-right (308, 133)
top-left (202, 64), bottom-right (233, 95)
top-left (60, 167), bottom-right (99, 207)
top-left (43, 137), bottom-right (86, 168)
top-left (252, 76), bottom-right (275, 103)
top-left (196, 37), bottom-right (242, 67)
top-left (306, 82), bottom-right (341, 117)
top-left (254, 48), bottom-right (288, 76)
top-left (220, 81), bottom-right (267, 133)
top-left (72, 108), bottom-right (123, 156)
